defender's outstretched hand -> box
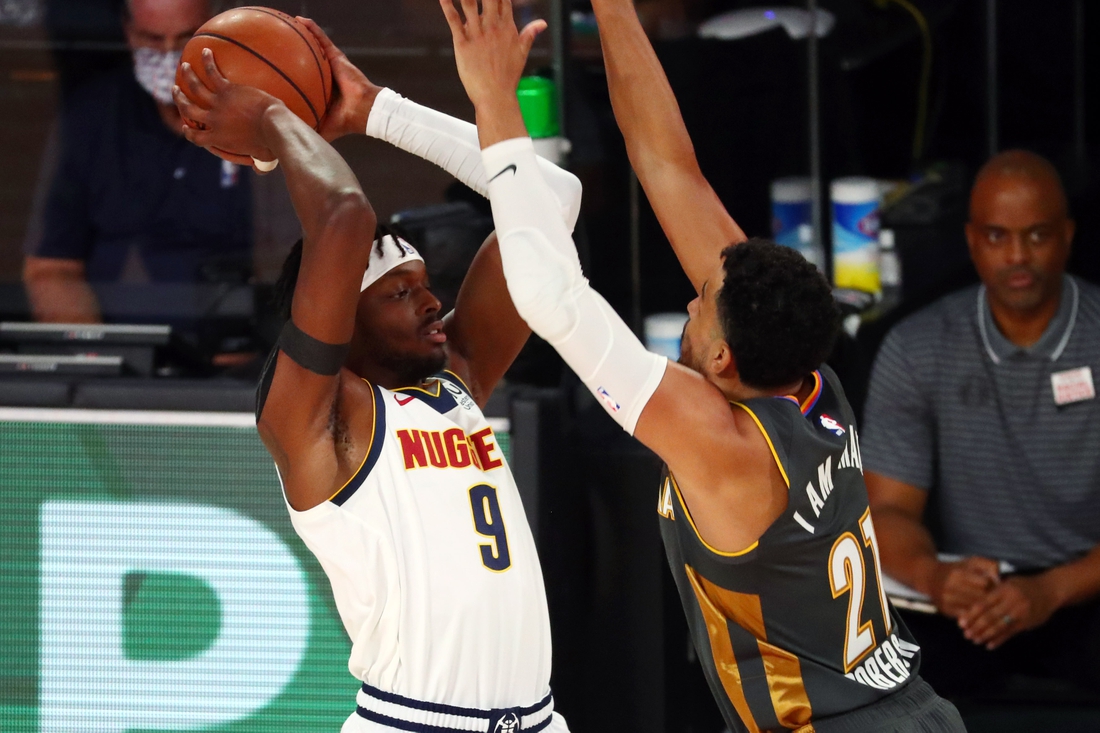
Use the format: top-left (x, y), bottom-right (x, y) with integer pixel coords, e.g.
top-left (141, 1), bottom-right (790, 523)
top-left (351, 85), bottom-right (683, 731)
top-left (174, 48), bottom-right (279, 167)
top-left (439, 0), bottom-right (545, 147)
top-left (297, 17), bottom-right (383, 142)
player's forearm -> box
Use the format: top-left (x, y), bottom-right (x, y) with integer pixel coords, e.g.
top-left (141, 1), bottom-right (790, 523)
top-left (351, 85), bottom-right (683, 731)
top-left (484, 138), bottom-right (666, 434)
top-left (259, 104), bottom-right (374, 243)
top-left (592, 0), bottom-right (698, 186)
top-left (484, 137), bottom-right (583, 294)
top-left (591, 0), bottom-right (743, 291)
top-left (367, 88), bottom-right (582, 231)
top-left (1042, 544), bottom-right (1100, 609)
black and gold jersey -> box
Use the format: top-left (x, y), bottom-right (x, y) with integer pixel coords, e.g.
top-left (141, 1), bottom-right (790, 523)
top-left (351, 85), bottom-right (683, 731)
top-left (657, 366), bottom-right (921, 732)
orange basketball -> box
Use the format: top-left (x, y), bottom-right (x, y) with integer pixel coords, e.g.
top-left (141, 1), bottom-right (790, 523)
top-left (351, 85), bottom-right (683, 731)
top-left (177, 6), bottom-right (332, 162)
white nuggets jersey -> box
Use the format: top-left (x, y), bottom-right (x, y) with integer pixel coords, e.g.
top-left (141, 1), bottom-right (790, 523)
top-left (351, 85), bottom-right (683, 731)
top-left (282, 371), bottom-right (557, 720)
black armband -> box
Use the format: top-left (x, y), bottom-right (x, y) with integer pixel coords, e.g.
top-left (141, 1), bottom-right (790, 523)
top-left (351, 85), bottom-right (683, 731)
top-left (278, 320), bottom-right (351, 376)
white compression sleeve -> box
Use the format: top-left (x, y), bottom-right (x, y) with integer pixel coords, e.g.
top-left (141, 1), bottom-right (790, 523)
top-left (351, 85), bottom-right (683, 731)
top-left (484, 137), bottom-right (667, 435)
top-left (367, 88), bottom-right (583, 232)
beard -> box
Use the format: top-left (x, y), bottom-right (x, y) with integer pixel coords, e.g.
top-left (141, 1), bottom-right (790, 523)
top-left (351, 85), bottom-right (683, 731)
top-left (677, 324), bottom-right (702, 373)
top-left (373, 347), bottom-right (448, 386)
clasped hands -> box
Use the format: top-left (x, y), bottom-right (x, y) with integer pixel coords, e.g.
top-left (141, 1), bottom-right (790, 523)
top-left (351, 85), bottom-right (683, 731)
top-left (931, 556), bottom-right (1059, 650)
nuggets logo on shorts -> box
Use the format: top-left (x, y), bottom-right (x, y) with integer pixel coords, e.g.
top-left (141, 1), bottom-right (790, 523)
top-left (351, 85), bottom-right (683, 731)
top-left (493, 712), bottom-right (520, 733)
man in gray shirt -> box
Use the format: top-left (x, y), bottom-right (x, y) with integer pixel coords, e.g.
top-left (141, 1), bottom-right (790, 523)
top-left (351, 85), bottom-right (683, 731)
top-left (863, 150), bottom-right (1100, 699)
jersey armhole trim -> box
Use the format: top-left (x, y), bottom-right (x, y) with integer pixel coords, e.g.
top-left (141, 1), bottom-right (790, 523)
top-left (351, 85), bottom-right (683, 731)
top-left (329, 381), bottom-right (386, 506)
top-left (443, 369), bottom-right (473, 397)
top-left (669, 473), bottom-right (760, 558)
top-left (393, 379), bottom-right (442, 398)
top-left (394, 375), bottom-right (467, 415)
top-left (731, 402), bottom-right (791, 488)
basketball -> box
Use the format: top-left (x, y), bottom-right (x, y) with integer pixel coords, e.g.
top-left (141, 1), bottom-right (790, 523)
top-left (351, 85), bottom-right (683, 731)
top-left (176, 6), bottom-right (332, 161)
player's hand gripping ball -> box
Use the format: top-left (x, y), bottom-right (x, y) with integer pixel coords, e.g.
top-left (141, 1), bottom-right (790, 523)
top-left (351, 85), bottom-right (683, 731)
top-left (175, 6), bottom-right (332, 166)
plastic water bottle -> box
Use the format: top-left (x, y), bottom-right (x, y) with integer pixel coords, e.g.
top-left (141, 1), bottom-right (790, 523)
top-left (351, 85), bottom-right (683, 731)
top-left (770, 177), bottom-right (821, 269)
top-left (878, 228), bottom-right (902, 310)
top-left (517, 76), bottom-right (570, 165)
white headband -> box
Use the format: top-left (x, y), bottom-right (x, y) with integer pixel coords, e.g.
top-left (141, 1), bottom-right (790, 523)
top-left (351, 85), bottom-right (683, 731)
top-left (360, 235), bottom-right (425, 292)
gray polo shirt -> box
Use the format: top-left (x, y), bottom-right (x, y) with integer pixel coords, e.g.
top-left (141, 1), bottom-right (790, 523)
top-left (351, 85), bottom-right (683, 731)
top-left (862, 275), bottom-right (1100, 569)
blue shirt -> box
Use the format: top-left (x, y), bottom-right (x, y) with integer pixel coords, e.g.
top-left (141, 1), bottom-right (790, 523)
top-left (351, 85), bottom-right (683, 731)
top-left (33, 66), bottom-right (252, 282)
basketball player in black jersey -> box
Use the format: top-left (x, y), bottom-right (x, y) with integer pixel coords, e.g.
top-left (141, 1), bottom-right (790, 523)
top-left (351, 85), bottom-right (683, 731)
top-left (438, 0), bottom-right (967, 728)
top-left (587, 3), bottom-right (968, 729)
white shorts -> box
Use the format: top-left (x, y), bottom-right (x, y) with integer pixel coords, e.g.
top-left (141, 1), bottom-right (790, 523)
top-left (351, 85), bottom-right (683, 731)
top-left (341, 711), bottom-right (570, 733)
top-left (340, 682), bottom-right (570, 733)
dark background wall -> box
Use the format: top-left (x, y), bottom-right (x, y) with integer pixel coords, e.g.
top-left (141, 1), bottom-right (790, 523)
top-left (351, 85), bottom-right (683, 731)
top-left (571, 0), bottom-right (1100, 321)
top-left (2, 0), bottom-right (1098, 293)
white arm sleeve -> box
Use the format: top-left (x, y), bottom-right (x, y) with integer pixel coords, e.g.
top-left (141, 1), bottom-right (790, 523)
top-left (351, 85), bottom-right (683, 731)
top-left (484, 137), bottom-right (667, 435)
top-left (367, 88), bottom-right (583, 232)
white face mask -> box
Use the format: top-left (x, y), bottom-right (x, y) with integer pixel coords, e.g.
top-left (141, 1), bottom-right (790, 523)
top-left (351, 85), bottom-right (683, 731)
top-left (133, 47), bottom-right (182, 105)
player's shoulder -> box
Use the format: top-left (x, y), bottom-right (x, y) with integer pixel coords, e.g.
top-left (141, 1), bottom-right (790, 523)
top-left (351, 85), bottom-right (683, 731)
top-left (727, 399), bottom-right (786, 470)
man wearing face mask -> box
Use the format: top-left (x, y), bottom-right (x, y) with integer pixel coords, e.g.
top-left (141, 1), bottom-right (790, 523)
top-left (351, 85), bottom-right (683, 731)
top-left (23, 0), bottom-right (252, 324)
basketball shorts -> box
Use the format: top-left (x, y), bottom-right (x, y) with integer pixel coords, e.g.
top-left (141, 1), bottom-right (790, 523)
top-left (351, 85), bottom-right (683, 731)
top-left (806, 676), bottom-right (965, 733)
top-left (340, 682), bottom-right (570, 733)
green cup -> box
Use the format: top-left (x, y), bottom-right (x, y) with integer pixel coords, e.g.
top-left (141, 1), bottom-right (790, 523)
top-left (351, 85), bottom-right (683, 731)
top-left (517, 75), bottom-right (560, 139)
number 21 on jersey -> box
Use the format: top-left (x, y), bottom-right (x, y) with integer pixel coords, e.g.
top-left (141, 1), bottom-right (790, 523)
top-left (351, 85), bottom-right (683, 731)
top-left (468, 484), bottom-right (512, 572)
top-left (829, 508), bottom-right (892, 672)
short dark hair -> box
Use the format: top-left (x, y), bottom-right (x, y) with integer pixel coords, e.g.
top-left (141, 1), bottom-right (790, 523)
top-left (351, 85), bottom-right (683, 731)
top-left (716, 238), bottom-right (839, 389)
top-left (272, 226), bottom-right (409, 321)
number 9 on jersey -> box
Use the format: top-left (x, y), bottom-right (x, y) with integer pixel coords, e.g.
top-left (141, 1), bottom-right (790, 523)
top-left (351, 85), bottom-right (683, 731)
top-left (469, 484), bottom-right (512, 572)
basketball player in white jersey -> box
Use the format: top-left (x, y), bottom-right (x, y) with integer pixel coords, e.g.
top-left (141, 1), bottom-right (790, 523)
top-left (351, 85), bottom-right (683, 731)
top-left (173, 39), bottom-right (575, 732)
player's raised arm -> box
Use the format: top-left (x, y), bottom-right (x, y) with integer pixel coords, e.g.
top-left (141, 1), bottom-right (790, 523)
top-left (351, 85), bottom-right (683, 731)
top-left (590, 0), bottom-right (744, 292)
top-left (295, 16), bottom-right (573, 406)
top-left (440, 0), bottom-right (772, 551)
top-left (175, 50), bottom-right (377, 508)
top-left (298, 16), bottom-right (582, 232)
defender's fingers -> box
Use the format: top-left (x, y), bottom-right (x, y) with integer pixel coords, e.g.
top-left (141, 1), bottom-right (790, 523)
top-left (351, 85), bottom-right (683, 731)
top-left (439, 0), bottom-right (466, 41)
top-left (518, 19), bottom-right (547, 55)
top-left (200, 47), bottom-right (230, 89)
top-left (173, 85), bottom-right (210, 124)
top-left (178, 63), bottom-right (216, 107)
top-left (458, 0), bottom-right (480, 33)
